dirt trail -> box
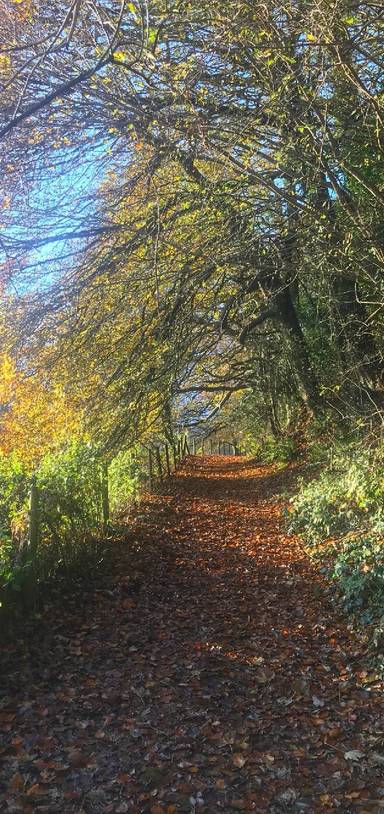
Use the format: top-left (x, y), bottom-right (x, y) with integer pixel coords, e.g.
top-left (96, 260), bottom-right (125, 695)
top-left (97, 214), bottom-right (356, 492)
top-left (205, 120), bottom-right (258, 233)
top-left (1, 456), bottom-right (384, 813)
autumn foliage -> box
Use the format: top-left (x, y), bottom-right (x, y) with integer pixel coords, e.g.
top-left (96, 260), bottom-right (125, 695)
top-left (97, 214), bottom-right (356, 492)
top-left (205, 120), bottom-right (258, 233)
top-left (0, 353), bottom-right (80, 470)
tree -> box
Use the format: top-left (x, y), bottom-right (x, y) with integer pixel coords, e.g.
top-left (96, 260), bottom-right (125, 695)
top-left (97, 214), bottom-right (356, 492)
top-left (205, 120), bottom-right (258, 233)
top-left (0, 349), bottom-right (80, 470)
top-left (1, 1), bottom-right (384, 446)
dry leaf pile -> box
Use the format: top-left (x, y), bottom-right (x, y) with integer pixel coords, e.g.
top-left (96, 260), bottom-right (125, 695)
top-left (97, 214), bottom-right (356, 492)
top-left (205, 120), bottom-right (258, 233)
top-left (1, 457), bottom-right (384, 812)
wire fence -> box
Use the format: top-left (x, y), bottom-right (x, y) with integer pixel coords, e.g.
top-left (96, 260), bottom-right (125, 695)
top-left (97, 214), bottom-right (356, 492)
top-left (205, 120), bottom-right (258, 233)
top-left (0, 432), bottom-right (243, 621)
top-left (27, 433), bottom-right (243, 548)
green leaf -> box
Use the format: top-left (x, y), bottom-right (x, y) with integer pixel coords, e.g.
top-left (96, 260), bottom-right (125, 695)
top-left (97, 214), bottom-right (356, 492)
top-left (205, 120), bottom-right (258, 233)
top-left (148, 28), bottom-right (157, 46)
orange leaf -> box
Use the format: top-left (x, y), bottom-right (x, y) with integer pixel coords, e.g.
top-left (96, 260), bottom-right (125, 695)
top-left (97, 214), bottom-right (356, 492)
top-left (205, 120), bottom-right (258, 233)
top-left (233, 753), bottom-right (247, 768)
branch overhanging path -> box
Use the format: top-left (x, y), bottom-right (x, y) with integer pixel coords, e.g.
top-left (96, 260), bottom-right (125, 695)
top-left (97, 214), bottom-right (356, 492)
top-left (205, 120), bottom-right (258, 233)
top-left (1, 456), bottom-right (384, 812)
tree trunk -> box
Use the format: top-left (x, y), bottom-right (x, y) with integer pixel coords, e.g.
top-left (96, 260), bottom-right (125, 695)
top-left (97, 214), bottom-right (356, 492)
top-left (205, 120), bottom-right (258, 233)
top-left (276, 287), bottom-right (322, 415)
top-left (332, 275), bottom-right (384, 407)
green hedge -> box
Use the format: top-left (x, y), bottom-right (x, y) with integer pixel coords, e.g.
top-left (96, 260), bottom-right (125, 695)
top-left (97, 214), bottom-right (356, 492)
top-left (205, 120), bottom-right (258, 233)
top-left (0, 441), bottom-right (149, 623)
top-left (287, 443), bottom-right (384, 625)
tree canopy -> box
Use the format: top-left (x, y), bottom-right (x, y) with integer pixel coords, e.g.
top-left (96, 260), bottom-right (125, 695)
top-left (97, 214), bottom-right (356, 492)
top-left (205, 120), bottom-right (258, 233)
top-left (1, 0), bottom-right (384, 449)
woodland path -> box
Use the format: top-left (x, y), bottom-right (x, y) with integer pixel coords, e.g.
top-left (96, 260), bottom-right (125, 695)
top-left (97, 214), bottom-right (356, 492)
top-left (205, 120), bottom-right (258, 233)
top-left (1, 456), bottom-right (384, 813)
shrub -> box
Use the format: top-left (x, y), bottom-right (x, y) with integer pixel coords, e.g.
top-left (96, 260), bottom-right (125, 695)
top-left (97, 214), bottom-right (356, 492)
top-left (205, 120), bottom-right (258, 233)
top-left (287, 442), bottom-right (384, 623)
top-left (0, 454), bottom-right (31, 612)
top-left (0, 442), bottom-right (105, 618)
top-left (332, 536), bottom-right (384, 619)
top-left (35, 441), bottom-right (105, 581)
top-left (260, 435), bottom-right (298, 464)
top-left (109, 446), bottom-right (146, 514)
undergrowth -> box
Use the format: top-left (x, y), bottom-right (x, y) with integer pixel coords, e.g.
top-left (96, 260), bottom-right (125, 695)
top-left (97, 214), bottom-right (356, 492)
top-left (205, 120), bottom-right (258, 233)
top-left (0, 442), bottom-right (149, 628)
top-left (287, 439), bottom-right (384, 643)
top-left (259, 435), bottom-right (299, 464)
top-left (244, 433), bottom-right (299, 464)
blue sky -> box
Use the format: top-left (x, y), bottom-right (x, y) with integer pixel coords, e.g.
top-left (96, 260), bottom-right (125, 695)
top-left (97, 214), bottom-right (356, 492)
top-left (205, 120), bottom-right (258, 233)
top-left (2, 142), bottom-right (107, 295)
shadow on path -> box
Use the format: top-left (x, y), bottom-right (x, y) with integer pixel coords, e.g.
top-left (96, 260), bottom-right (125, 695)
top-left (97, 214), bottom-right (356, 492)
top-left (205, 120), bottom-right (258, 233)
top-left (1, 456), bottom-right (383, 813)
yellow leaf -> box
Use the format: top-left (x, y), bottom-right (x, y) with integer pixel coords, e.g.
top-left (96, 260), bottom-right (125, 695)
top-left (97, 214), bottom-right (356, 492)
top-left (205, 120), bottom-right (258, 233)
top-left (0, 54), bottom-right (11, 73)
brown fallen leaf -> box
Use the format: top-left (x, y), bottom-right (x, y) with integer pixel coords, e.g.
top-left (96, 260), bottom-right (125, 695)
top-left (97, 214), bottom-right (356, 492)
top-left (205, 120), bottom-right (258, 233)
top-left (26, 783), bottom-right (44, 796)
top-left (231, 799), bottom-right (246, 810)
top-left (9, 772), bottom-right (24, 793)
top-left (233, 753), bottom-right (247, 768)
top-left (67, 749), bottom-right (89, 768)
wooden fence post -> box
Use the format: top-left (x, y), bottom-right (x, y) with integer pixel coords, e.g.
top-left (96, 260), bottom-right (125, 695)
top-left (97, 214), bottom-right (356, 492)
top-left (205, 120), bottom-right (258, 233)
top-left (155, 446), bottom-right (163, 481)
top-left (23, 477), bottom-right (41, 608)
top-left (177, 439), bottom-right (181, 461)
top-left (165, 443), bottom-right (171, 476)
top-left (101, 462), bottom-right (110, 525)
top-left (29, 477), bottom-right (40, 556)
top-left (172, 444), bottom-right (177, 469)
